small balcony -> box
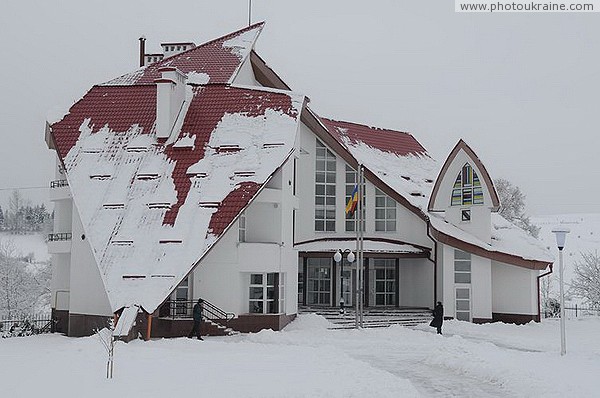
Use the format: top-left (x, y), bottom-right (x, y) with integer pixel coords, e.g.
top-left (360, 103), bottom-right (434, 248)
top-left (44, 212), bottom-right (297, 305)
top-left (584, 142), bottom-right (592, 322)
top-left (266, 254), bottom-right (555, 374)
top-left (49, 180), bottom-right (71, 201)
top-left (47, 232), bottom-right (72, 254)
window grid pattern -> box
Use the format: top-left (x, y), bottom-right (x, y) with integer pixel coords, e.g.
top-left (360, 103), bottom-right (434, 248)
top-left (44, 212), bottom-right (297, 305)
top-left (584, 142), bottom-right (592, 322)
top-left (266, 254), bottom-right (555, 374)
top-left (454, 250), bottom-right (472, 284)
top-left (451, 163), bottom-right (484, 206)
top-left (373, 259), bottom-right (396, 306)
top-left (249, 273), bottom-right (281, 314)
top-left (315, 140), bottom-right (336, 232)
top-left (306, 258), bottom-right (331, 305)
top-left (375, 188), bottom-right (396, 232)
top-left (345, 165), bottom-right (365, 232)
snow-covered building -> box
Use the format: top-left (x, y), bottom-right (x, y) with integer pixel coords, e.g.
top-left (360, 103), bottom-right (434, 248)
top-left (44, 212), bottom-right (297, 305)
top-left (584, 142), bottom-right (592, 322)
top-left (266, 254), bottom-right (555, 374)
top-left (45, 23), bottom-right (553, 338)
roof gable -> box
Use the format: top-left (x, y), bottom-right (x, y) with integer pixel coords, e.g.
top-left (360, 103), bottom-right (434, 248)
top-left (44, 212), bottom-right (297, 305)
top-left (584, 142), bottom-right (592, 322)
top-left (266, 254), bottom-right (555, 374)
top-left (104, 22), bottom-right (265, 86)
top-left (427, 139), bottom-right (500, 212)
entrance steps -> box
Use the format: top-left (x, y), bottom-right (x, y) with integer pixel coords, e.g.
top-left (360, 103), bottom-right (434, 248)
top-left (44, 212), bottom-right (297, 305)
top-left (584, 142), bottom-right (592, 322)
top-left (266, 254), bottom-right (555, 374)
top-left (204, 319), bottom-right (238, 336)
top-left (299, 306), bottom-right (433, 329)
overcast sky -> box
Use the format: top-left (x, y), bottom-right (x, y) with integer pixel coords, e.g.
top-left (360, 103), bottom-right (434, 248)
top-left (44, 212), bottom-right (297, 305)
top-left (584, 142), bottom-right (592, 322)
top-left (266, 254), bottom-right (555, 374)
top-left (0, 1), bottom-right (598, 215)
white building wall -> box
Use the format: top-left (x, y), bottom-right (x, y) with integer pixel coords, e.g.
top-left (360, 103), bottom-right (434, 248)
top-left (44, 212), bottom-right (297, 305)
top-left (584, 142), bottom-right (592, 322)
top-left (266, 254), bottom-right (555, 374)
top-left (491, 260), bottom-right (538, 315)
top-left (432, 150), bottom-right (494, 243)
top-left (192, 157), bottom-right (298, 316)
top-left (471, 255), bottom-right (492, 320)
top-left (294, 122), bottom-right (431, 249)
top-left (399, 258), bottom-right (434, 307)
top-left (68, 209), bottom-right (112, 316)
top-left (50, 253), bottom-right (70, 311)
top-left (440, 244), bottom-right (492, 320)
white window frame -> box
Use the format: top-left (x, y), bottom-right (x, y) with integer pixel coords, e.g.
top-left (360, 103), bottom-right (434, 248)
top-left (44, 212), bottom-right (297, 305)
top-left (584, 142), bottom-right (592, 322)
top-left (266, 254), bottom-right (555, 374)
top-left (455, 286), bottom-right (472, 322)
top-left (375, 188), bottom-right (396, 232)
top-left (315, 139), bottom-right (336, 232)
top-left (249, 272), bottom-right (283, 314)
top-left (238, 213), bottom-right (246, 242)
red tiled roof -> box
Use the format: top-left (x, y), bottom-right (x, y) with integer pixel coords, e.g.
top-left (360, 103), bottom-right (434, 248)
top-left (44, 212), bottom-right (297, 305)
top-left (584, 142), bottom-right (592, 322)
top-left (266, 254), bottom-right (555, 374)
top-left (209, 182), bottom-right (261, 235)
top-left (162, 85), bottom-right (298, 225)
top-left (320, 118), bottom-right (427, 157)
top-left (105, 22), bottom-right (264, 86)
top-left (52, 85), bottom-right (157, 160)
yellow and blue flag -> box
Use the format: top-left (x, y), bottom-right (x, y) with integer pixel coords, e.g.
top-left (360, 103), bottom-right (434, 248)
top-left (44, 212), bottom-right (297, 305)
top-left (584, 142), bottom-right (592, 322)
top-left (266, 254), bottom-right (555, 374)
top-left (345, 185), bottom-right (359, 216)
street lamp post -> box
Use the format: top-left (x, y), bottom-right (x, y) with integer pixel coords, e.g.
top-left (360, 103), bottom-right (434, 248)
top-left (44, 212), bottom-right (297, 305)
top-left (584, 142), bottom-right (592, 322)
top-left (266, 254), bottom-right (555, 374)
top-left (552, 227), bottom-right (570, 356)
top-left (334, 249), bottom-right (355, 315)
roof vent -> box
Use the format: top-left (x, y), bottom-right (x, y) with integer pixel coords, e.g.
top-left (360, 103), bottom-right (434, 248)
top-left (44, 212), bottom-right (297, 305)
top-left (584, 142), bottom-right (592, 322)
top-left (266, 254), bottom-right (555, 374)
top-left (425, 179), bottom-right (434, 183)
top-left (122, 274), bottom-right (146, 279)
top-left (103, 203), bottom-right (125, 209)
top-left (136, 173), bottom-right (160, 181)
top-left (126, 145), bottom-right (149, 153)
top-left (159, 239), bottom-right (183, 244)
top-left (410, 191), bottom-right (424, 197)
top-left (401, 176), bottom-right (411, 181)
top-left (90, 174), bottom-right (112, 180)
top-left (147, 202), bottom-right (172, 209)
top-left (263, 143), bottom-right (285, 149)
top-left (199, 201), bottom-right (220, 208)
top-left (233, 171), bottom-right (256, 178)
top-left (216, 144), bottom-right (241, 153)
top-left (111, 239), bottom-right (133, 246)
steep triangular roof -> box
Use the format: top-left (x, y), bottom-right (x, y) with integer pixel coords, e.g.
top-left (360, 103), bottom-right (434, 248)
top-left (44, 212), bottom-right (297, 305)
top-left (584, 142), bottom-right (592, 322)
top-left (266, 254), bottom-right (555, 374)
top-left (427, 139), bottom-right (500, 212)
top-left (50, 24), bottom-right (305, 314)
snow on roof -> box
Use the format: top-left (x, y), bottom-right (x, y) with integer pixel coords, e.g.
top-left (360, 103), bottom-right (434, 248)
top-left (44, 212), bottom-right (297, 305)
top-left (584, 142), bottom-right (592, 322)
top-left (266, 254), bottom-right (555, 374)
top-left (55, 82), bottom-right (304, 313)
top-left (329, 125), bottom-right (438, 211)
top-left (295, 239), bottom-right (425, 255)
top-left (320, 117), bottom-right (551, 265)
top-left (429, 213), bottom-right (554, 264)
top-left (104, 22), bottom-right (264, 86)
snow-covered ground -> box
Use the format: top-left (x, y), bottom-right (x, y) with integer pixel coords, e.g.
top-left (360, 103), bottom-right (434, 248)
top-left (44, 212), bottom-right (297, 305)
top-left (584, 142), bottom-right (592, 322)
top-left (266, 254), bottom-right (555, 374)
top-left (1, 314), bottom-right (599, 397)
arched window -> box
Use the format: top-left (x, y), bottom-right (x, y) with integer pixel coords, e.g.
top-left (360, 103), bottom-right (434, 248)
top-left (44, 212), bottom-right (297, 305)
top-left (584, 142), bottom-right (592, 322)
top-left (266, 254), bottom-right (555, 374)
top-left (451, 163), bottom-right (484, 206)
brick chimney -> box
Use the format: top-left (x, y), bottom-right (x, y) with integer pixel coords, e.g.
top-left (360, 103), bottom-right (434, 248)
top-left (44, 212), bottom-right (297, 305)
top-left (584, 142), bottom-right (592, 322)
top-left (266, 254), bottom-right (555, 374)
top-left (154, 67), bottom-right (186, 140)
top-left (139, 36), bottom-right (146, 67)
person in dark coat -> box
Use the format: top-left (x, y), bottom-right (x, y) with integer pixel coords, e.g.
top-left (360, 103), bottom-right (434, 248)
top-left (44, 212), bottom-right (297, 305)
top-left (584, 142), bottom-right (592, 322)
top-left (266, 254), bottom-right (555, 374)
top-left (430, 301), bottom-right (444, 335)
top-left (188, 298), bottom-right (204, 340)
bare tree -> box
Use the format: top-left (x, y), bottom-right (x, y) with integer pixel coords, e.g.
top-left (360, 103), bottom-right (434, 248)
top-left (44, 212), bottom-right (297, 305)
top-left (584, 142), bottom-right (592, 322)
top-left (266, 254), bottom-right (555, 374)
top-left (0, 239), bottom-right (50, 318)
top-left (569, 251), bottom-right (600, 307)
top-left (494, 178), bottom-right (540, 238)
top-left (96, 319), bottom-right (117, 379)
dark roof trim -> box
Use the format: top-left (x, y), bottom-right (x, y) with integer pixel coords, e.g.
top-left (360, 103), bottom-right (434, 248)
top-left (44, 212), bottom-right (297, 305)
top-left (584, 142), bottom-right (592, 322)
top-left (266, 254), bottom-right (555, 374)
top-left (428, 139), bottom-right (500, 212)
top-left (429, 224), bottom-right (551, 270)
top-left (294, 236), bottom-right (431, 253)
top-left (250, 50), bottom-right (292, 91)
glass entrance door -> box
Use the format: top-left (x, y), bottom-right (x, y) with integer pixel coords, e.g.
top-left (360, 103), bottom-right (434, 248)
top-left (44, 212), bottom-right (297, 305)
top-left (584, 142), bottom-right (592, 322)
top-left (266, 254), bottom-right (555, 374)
top-left (370, 259), bottom-right (396, 306)
top-left (307, 258), bottom-right (332, 306)
top-left (341, 267), bottom-right (353, 307)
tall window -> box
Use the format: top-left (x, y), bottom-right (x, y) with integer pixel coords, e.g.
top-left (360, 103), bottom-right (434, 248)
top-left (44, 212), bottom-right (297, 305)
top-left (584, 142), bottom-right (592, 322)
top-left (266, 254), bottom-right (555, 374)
top-left (239, 213), bottom-right (246, 242)
top-left (306, 258), bottom-right (331, 305)
top-left (451, 163), bottom-right (484, 206)
top-left (249, 273), bottom-right (283, 314)
top-left (454, 250), bottom-right (471, 283)
top-left (345, 165), bottom-right (365, 232)
top-left (454, 250), bottom-right (471, 321)
top-left (375, 188), bottom-right (396, 232)
top-left (315, 140), bottom-right (336, 232)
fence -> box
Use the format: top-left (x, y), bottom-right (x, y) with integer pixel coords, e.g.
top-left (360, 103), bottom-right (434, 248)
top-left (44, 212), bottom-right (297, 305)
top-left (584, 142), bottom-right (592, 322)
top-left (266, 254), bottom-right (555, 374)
top-left (0, 314), bottom-right (53, 338)
top-left (564, 305), bottom-right (600, 319)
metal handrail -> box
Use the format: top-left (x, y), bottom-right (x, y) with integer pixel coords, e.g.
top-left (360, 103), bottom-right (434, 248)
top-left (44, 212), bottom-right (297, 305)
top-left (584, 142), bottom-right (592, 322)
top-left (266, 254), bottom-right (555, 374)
top-left (50, 179), bottom-right (68, 188)
top-left (163, 299), bottom-right (235, 323)
top-left (47, 232), bottom-right (72, 242)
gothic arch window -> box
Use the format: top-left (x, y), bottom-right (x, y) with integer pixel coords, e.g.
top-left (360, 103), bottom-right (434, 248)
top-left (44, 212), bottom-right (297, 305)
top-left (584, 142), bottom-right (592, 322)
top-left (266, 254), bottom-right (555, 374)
top-left (451, 163), bottom-right (484, 206)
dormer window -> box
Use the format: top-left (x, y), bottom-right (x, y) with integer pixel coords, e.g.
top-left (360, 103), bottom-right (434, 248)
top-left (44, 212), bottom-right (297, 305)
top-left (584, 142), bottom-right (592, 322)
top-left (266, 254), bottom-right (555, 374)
top-left (451, 163), bottom-right (484, 206)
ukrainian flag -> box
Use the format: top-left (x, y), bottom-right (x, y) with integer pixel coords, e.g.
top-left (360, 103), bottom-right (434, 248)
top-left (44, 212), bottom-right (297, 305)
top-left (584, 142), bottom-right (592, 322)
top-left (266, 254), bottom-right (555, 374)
top-left (345, 185), bottom-right (359, 216)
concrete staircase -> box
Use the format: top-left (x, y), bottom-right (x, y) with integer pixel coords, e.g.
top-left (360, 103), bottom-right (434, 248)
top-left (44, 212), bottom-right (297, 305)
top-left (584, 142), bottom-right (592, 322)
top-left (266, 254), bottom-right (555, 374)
top-left (203, 319), bottom-right (238, 336)
top-left (299, 306), bottom-right (433, 329)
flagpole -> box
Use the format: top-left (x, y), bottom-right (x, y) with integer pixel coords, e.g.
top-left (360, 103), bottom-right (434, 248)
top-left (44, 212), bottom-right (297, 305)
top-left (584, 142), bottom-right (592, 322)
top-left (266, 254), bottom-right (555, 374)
top-left (355, 166), bottom-right (360, 329)
top-left (359, 165), bottom-right (365, 327)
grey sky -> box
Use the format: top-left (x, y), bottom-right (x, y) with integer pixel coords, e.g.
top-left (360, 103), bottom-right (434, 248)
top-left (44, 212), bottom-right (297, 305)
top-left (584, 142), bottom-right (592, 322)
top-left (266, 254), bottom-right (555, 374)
top-left (0, 1), bottom-right (598, 215)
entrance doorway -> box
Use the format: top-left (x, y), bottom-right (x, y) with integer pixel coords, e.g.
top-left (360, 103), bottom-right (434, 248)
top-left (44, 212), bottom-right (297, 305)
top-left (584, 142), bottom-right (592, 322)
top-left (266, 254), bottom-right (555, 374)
top-left (369, 259), bottom-right (397, 306)
top-left (306, 258), bottom-right (332, 306)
